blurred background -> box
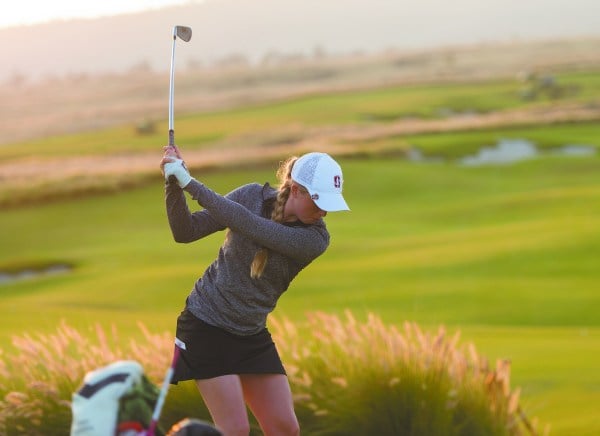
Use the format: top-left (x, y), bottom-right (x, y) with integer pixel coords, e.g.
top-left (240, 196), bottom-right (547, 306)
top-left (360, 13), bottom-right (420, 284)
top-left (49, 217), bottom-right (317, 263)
top-left (0, 1), bottom-right (599, 435)
top-left (1, 0), bottom-right (599, 144)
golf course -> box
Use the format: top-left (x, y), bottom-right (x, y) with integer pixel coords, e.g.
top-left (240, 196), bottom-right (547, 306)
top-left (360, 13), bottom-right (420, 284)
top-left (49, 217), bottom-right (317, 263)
top-left (0, 40), bottom-right (598, 435)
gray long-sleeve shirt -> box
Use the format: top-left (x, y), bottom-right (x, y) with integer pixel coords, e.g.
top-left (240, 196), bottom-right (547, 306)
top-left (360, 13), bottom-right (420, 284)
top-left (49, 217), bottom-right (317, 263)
top-left (166, 178), bottom-right (330, 335)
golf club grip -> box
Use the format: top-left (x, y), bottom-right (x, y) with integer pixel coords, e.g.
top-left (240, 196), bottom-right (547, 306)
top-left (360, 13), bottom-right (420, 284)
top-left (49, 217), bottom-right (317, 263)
top-left (167, 129), bottom-right (177, 185)
top-left (166, 130), bottom-right (180, 186)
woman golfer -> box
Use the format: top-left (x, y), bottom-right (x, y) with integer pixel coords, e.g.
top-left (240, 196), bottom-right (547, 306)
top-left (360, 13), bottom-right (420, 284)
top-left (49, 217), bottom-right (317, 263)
top-left (160, 147), bottom-right (349, 436)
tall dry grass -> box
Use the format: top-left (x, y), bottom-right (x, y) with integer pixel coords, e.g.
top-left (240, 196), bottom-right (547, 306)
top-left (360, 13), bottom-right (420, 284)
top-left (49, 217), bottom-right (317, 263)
top-left (270, 311), bottom-right (546, 436)
top-left (0, 320), bottom-right (172, 435)
top-left (0, 314), bottom-right (546, 435)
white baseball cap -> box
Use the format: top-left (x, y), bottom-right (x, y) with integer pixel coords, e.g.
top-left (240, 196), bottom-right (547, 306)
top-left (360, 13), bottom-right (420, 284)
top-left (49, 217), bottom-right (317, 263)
top-left (291, 152), bottom-right (350, 212)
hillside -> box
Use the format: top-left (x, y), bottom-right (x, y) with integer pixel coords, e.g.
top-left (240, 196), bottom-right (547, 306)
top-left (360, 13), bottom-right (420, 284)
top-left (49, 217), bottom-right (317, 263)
top-left (1, 36), bottom-right (599, 146)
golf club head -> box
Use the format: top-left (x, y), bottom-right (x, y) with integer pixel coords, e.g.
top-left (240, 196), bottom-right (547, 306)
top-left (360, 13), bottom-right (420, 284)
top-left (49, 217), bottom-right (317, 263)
top-left (167, 418), bottom-right (222, 436)
top-left (174, 25), bottom-right (192, 42)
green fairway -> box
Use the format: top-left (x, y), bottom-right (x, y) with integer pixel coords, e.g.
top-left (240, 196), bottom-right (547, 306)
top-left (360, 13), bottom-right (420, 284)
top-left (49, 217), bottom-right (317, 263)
top-left (2, 71), bottom-right (598, 160)
top-left (1, 66), bottom-right (599, 434)
top-left (1, 155), bottom-right (599, 434)
top-left (402, 122), bottom-right (600, 158)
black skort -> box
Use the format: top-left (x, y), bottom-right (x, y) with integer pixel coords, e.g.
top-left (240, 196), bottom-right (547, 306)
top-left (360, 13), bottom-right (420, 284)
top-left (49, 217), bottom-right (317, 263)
top-left (171, 308), bottom-right (285, 383)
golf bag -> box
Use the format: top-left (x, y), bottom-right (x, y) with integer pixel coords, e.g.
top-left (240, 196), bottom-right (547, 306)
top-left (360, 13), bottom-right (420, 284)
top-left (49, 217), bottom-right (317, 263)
top-left (70, 360), bottom-right (160, 436)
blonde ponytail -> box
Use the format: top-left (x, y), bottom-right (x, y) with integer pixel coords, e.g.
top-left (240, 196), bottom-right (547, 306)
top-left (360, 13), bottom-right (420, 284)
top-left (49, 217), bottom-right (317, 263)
top-left (250, 157), bottom-right (298, 279)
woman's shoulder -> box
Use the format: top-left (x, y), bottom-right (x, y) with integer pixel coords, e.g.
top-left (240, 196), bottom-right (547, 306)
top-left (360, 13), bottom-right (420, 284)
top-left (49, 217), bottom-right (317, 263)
top-left (224, 182), bottom-right (277, 208)
top-left (228, 182), bottom-right (276, 199)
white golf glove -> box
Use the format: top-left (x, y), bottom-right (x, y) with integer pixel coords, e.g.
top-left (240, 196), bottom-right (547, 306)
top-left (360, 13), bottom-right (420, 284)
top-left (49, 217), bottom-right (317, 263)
top-left (164, 158), bottom-right (193, 188)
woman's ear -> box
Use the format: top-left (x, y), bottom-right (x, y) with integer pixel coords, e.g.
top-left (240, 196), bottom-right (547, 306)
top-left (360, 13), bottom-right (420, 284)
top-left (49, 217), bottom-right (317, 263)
top-left (289, 183), bottom-right (300, 197)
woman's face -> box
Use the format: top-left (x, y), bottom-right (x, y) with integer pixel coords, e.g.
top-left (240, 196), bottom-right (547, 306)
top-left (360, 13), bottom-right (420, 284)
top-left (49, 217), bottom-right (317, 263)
top-left (285, 184), bottom-right (327, 224)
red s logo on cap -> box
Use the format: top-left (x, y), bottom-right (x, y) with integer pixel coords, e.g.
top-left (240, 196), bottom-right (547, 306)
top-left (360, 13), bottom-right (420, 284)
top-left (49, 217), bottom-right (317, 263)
top-left (334, 175), bottom-right (341, 188)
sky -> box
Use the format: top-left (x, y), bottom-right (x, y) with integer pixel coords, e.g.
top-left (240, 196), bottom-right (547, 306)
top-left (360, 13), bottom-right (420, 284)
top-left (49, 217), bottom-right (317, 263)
top-left (0, 0), bottom-right (198, 28)
top-left (1, 0), bottom-right (598, 82)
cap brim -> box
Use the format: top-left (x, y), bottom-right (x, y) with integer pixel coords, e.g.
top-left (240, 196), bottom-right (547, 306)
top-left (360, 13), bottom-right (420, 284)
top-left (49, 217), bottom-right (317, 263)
top-left (312, 191), bottom-right (350, 212)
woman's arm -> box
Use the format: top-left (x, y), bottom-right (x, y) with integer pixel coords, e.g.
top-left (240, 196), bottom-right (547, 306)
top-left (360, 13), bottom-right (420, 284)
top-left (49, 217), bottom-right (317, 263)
top-left (165, 181), bottom-right (226, 243)
top-left (161, 145), bottom-right (226, 243)
top-left (185, 181), bottom-right (329, 262)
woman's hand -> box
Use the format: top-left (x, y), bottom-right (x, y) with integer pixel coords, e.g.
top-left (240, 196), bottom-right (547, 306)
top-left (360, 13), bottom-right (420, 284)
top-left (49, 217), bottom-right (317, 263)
top-left (164, 159), bottom-right (193, 188)
top-left (160, 144), bottom-right (183, 169)
top-left (160, 145), bottom-right (192, 188)
top-left (160, 144), bottom-right (186, 173)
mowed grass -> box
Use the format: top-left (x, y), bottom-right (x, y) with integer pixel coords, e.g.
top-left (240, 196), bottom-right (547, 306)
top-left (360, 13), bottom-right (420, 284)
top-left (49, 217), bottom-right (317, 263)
top-left (2, 70), bottom-right (598, 160)
top-left (403, 122), bottom-right (600, 158)
top-left (1, 154), bottom-right (599, 434)
top-left (1, 69), bottom-right (599, 433)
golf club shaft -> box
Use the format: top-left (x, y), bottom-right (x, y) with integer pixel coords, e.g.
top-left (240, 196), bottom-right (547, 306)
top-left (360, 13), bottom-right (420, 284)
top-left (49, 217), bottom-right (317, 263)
top-left (168, 33), bottom-right (177, 147)
top-left (147, 346), bottom-right (181, 436)
top-left (168, 26), bottom-right (191, 147)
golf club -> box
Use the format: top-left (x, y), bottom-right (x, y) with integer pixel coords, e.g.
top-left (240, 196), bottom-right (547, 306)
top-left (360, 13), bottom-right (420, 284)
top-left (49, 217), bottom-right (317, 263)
top-left (168, 25), bottom-right (192, 147)
top-left (146, 342), bottom-right (183, 436)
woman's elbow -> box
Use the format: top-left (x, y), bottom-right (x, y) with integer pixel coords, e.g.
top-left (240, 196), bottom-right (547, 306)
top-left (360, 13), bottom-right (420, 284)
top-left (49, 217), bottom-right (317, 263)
top-left (171, 229), bottom-right (195, 243)
top-left (175, 236), bottom-right (197, 244)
